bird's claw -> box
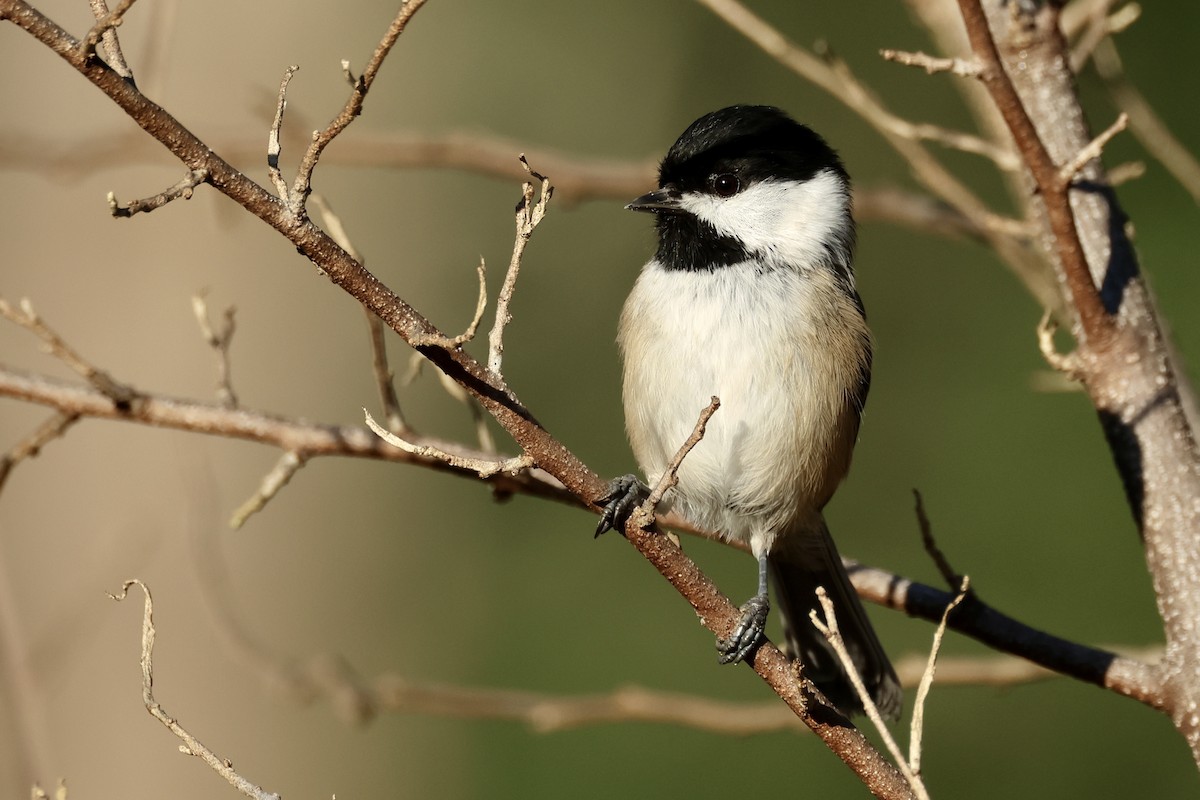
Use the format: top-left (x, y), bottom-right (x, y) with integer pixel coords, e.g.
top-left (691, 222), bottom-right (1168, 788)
top-left (716, 593), bottom-right (769, 665)
top-left (594, 474), bottom-right (649, 537)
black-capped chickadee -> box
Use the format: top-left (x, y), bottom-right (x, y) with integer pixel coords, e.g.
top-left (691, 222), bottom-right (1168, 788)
top-left (597, 105), bottom-right (901, 717)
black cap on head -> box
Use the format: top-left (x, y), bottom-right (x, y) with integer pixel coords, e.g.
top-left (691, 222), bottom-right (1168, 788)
top-left (658, 105), bottom-right (846, 192)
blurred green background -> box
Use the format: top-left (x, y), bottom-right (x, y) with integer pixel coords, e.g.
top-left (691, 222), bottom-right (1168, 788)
top-left (2, 0), bottom-right (1199, 797)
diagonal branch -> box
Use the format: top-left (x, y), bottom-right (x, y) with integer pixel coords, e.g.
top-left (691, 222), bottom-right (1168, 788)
top-left (955, 0), bottom-right (1114, 347)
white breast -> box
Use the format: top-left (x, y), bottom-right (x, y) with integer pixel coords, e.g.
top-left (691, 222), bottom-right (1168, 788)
top-left (618, 258), bottom-right (868, 556)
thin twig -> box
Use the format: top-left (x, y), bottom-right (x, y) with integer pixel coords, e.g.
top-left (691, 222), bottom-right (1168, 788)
top-left (411, 257), bottom-right (488, 348)
top-left (909, 576), bottom-right (970, 775)
top-left (880, 48), bottom-right (981, 77)
top-left (310, 192), bottom-right (409, 431)
top-left (1068, 1), bottom-right (1141, 73)
top-left (109, 581), bottom-right (282, 800)
top-left (1058, 112), bottom-right (1128, 186)
top-left (632, 397), bottom-right (721, 529)
top-left (191, 292), bottom-right (238, 409)
top-left (0, 411), bottom-right (80, 493)
top-left (230, 450), bottom-right (308, 529)
top-left (913, 490), bottom-right (962, 590)
top-left (86, 0), bottom-right (134, 81)
top-left (267, 66), bottom-right (298, 202)
top-left (811, 588), bottom-right (930, 800)
top-left (487, 156), bottom-right (552, 377)
top-left (1093, 37), bottom-right (1200, 206)
top-left (108, 168), bottom-right (208, 217)
top-left (0, 296), bottom-right (139, 405)
top-left (79, 0), bottom-right (137, 59)
top-left (291, 0), bottom-right (428, 215)
top-left (1037, 308), bottom-right (1084, 379)
top-left (365, 409), bottom-right (530, 478)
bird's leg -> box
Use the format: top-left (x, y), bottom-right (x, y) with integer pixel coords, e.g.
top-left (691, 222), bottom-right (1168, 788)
top-left (716, 550), bottom-right (770, 664)
top-left (594, 474), bottom-right (650, 537)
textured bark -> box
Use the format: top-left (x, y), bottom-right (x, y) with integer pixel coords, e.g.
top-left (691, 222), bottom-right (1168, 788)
top-left (972, 0), bottom-right (1200, 762)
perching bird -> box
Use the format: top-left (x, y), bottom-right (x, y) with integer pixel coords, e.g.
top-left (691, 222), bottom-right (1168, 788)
top-left (597, 105), bottom-right (901, 717)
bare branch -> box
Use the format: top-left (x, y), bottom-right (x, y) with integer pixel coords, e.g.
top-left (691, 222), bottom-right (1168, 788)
top-left (191, 293), bottom-right (238, 409)
top-left (291, 0), bottom-right (428, 214)
top-left (266, 66), bottom-right (298, 202)
top-left (0, 365), bottom-right (570, 504)
top-left (1058, 112), bottom-right (1128, 186)
top-left (811, 588), bottom-right (929, 800)
top-left (1093, 37), bottom-right (1200, 205)
top-left (109, 581), bottom-right (282, 800)
top-left (880, 48), bottom-right (981, 77)
top-left (0, 296), bottom-right (139, 406)
top-left (108, 168), bottom-right (208, 217)
top-left (909, 576), bottom-right (970, 775)
top-left (693, 0), bottom-right (1060, 313)
top-left (411, 257), bottom-right (488, 349)
top-left (1068, 1), bottom-right (1141, 73)
top-left (0, 411), bottom-right (79, 493)
top-left (487, 156), bottom-right (552, 377)
top-left (230, 450), bottom-right (308, 530)
top-left (309, 192), bottom-right (409, 431)
top-left (86, 0), bottom-right (133, 81)
top-left (364, 409), bottom-right (531, 478)
top-left (79, 0), bottom-right (136, 60)
top-left (633, 397), bottom-right (721, 529)
top-left (912, 490), bottom-right (962, 590)
top-left (1036, 310), bottom-right (1084, 378)
top-left (956, 0), bottom-right (1115, 347)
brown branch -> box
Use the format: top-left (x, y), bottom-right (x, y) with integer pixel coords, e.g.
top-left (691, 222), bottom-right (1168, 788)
top-left (5, 0), bottom-right (1179, 788)
top-left (955, 0), bottom-right (1114, 347)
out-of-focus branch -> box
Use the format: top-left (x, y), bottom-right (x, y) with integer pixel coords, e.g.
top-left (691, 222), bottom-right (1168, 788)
top-left (0, 411), bottom-right (79, 493)
top-left (1092, 37), bottom-right (1200, 206)
top-left (694, 0), bottom-right (1060, 319)
top-left (1, 125), bottom-right (1017, 243)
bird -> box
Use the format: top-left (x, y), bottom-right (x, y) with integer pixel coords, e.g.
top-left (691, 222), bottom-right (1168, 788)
top-left (596, 104), bottom-right (901, 718)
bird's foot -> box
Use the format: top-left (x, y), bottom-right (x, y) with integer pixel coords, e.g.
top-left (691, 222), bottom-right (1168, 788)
top-left (594, 474), bottom-right (649, 537)
top-left (716, 592), bottom-right (769, 664)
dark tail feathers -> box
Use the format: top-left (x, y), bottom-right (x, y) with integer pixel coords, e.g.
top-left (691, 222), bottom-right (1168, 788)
top-left (768, 521), bottom-right (901, 718)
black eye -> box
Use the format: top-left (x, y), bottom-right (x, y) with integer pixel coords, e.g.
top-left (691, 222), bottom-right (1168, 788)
top-left (711, 173), bottom-right (741, 198)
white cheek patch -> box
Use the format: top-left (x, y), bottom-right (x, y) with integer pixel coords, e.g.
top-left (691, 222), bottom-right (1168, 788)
top-left (679, 169), bottom-right (851, 269)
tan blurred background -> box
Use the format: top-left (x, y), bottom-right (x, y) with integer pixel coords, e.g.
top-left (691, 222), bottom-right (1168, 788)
top-left (2, 1), bottom-right (1199, 797)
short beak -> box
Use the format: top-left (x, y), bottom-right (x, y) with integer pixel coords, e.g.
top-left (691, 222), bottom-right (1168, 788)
top-left (626, 186), bottom-right (683, 214)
